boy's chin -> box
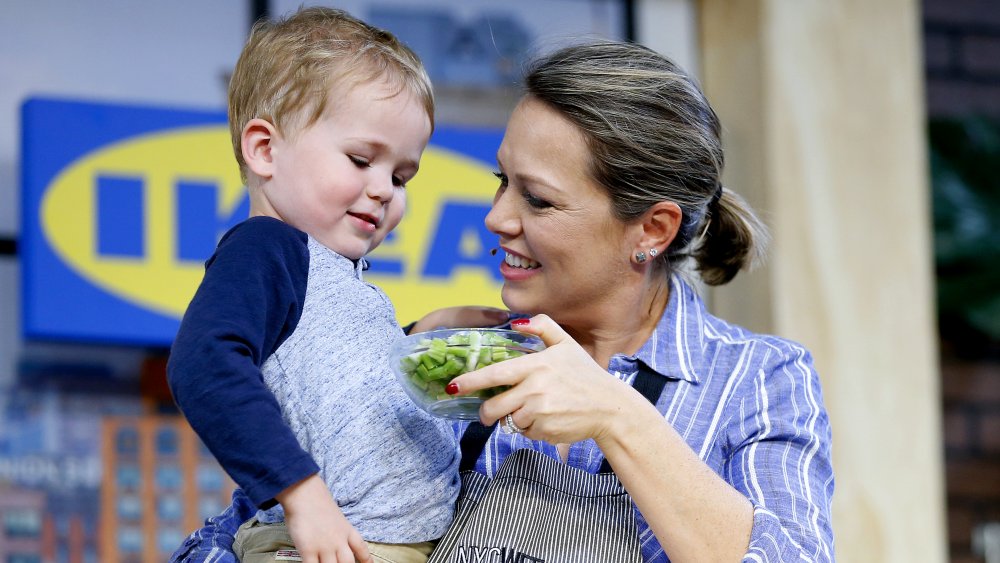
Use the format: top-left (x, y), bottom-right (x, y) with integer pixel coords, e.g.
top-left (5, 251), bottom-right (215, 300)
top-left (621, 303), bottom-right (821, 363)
top-left (317, 240), bottom-right (367, 261)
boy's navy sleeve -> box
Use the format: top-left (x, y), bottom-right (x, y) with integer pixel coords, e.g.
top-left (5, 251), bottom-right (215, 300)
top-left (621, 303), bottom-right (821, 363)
top-left (167, 217), bottom-right (319, 508)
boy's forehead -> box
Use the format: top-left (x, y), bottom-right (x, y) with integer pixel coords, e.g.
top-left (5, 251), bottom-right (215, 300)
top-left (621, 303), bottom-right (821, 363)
top-left (317, 80), bottom-right (430, 139)
top-left (328, 76), bottom-right (429, 117)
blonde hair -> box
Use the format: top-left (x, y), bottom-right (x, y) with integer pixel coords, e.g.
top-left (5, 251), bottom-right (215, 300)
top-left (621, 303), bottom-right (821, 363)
top-left (228, 6), bottom-right (434, 182)
top-left (523, 41), bottom-right (768, 286)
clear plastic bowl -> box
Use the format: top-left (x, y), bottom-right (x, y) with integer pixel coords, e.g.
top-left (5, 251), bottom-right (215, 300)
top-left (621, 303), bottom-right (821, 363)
top-left (389, 328), bottom-right (545, 420)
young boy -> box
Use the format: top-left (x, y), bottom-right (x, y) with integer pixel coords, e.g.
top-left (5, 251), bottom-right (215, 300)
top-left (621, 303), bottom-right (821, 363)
top-left (167, 7), bottom-right (459, 562)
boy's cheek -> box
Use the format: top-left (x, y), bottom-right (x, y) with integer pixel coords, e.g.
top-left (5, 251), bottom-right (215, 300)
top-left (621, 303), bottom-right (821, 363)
top-left (385, 199), bottom-right (407, 231)
top-left (372, 218), bottom-right (404, 250)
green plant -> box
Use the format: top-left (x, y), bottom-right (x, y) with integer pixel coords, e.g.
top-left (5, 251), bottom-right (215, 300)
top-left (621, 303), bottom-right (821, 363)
top-left (928, 117), bottom-right (1000, 351)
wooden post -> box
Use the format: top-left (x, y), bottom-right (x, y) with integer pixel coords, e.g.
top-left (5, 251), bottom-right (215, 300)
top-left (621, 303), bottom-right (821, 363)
top-left (696, 1), bottom-right (947, 561)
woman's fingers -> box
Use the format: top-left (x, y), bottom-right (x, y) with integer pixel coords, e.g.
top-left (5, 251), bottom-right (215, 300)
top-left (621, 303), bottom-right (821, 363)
top-left (449, 306), bottom-right (511, 328)
top-left (410, 305), bottom-right (510, 333)
top-left (447, 355), bottom-right (528, 397)
top-left (510, 314), bottom-right (570, 347)
top-left (447, 314), bottom-right (615, 441)
top-left (447, 314), bottom-right (564, 396)
top-left (479, 383), bottom-right (535, 427)
top-left (499, 409), bottom-right (532, 435)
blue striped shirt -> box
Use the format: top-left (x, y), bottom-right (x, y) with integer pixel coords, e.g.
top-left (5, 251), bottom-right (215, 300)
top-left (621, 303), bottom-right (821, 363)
top-left (170, 275), bottom-right (834, 562)
top-left (464, 276), bottom-right (835, 561)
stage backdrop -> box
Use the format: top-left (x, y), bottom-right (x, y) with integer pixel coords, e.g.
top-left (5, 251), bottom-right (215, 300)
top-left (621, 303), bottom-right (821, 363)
top-left (21, 97), bottom-right (505, 346)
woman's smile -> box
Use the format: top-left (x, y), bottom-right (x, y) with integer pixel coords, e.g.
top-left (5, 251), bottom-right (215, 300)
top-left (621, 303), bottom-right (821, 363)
top-left (500, 249), bottom-right (542, 281)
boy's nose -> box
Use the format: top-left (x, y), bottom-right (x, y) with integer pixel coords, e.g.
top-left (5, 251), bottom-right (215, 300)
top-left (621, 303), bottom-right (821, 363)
top-left (367, 175), bottom-right (395, 203)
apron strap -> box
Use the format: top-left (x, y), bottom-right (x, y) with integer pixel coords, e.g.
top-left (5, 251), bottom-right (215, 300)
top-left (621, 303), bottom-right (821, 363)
top-left (598, 367), bottom-right (667, 473)
top-left (459, 418), bottom-right (497, 472)
top-left (459, 364), bottom-right (668, 474)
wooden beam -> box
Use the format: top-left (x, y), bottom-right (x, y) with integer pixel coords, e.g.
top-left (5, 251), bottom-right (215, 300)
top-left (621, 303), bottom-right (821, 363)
top-left (698, 1), bottom-right (947, 561)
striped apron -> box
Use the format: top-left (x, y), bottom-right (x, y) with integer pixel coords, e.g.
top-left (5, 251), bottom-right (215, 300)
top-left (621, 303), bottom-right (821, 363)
top-left (428, 368), bottom-right (667, 563)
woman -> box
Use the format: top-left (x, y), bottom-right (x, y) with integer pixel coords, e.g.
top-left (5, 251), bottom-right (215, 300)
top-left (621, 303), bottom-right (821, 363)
top-left (174, 40), bottom-right (834, 563)
top-left (438, 41), bottom-right (833, 562)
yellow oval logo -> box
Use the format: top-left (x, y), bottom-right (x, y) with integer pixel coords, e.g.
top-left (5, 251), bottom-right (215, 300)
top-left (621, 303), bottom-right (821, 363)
top-left (40, 124), bottom-right (504, 324)
top-left (42, 125), bottom-right (244, 318)
top-left (368, 147), bottom-right (505, 322)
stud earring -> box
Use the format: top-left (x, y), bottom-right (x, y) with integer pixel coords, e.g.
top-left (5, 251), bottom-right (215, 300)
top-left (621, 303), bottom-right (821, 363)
top-left (649, 248), bottom-right (658, 258)
top-left (635, 251), bottom-right (647, 263)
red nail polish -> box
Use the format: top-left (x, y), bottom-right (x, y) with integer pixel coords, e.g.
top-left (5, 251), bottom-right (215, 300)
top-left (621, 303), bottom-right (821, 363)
top-left (445, 382), bottom-right (459, 395)
top-left (510, 318), bottom-right (530, 327)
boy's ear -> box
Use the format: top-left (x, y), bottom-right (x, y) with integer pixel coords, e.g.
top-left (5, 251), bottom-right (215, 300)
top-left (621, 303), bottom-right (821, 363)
top-left (242, 118), bottom-right (278, 179)
top-left (636, 201), bottom-right (683, 253)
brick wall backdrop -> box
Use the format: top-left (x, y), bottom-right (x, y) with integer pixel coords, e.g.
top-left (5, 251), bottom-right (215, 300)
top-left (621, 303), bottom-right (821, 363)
top-left (942, 359), bottom-right (1000, 563)
top-left (924, 0), bottom-right (1000, 118)
top-left (923, 1), bottom-right (1000, 561)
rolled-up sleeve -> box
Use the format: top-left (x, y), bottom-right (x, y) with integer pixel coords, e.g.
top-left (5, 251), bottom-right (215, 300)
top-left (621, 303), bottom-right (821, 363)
top-left (726, 343), bottom-right (835, 562)
top-left (170, 488), bottom-right (257, 563)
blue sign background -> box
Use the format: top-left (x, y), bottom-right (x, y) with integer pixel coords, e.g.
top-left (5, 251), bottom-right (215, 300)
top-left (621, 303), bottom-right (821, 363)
top-left (21, 97), bottom-right (504, 347)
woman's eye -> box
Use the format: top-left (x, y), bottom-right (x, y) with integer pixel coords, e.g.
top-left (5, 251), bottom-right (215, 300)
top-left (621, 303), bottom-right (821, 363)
top-left (494, 171), bottom-right (549, 209)
top-left (392, 175), bottom-right (406, 188)
top-left (522, 190), bottom-right (552, 209)
top-left (348, 155), bottom-right (370, 168)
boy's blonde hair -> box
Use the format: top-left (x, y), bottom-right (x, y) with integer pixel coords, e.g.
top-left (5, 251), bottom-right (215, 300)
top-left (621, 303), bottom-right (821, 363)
top-left (228, 6), bottom-right (434, 182)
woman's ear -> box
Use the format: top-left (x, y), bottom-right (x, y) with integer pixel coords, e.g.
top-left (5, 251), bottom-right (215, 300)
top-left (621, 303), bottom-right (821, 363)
top-left (638, 201), bottom-right (683, 254)
top-left (241, 118), bottom-right (278, 179)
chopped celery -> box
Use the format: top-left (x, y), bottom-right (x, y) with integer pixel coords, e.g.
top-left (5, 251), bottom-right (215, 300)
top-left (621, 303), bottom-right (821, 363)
top-left (397, 330), bottom-right (540, 408)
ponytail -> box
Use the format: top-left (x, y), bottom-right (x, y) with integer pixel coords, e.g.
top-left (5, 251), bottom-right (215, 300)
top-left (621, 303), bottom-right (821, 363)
top-left (692, 188), bottom-right (769, 286)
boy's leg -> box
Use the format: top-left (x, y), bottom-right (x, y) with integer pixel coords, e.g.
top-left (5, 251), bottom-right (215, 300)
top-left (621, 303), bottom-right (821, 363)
top-left (233, 518), bottom-right (297, 563)
top-left (233, 519), bottom-right (435, 563)
top-left (366, 540), bottom-right (436, 563)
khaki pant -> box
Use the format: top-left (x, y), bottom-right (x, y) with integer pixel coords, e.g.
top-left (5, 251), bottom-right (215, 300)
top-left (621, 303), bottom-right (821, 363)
top-left (233, 518), bottom-right (436, 563)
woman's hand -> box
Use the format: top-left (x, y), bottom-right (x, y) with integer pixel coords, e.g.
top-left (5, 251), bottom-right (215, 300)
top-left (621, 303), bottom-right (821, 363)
top-left (447, 314), bottom-right (641, 446)
top-left (410, 306), bottom-right (510, 334)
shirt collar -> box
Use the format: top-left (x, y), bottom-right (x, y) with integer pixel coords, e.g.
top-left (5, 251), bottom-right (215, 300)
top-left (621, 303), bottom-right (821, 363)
top-left (307, 236), bottom-right (367, 279)
top-left (613, 275), bottom-right (707, 385)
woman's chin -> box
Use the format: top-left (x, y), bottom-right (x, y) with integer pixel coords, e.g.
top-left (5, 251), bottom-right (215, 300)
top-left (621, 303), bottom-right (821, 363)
top-left (500, 289), bottom-right (541, 317)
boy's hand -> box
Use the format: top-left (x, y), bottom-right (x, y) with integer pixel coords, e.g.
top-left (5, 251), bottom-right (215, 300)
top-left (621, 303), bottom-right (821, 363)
top-left (411, 306), bottom-right (510, 334)
top-left (277, 474), bottom-right (371, 563)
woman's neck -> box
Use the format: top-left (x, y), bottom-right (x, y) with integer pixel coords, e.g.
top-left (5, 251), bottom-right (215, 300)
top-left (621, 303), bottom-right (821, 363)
top-left (564, 278), bottom-right (670, 369)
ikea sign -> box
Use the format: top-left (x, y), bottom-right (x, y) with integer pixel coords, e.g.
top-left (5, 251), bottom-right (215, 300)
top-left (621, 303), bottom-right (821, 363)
top-left (21, 97), bottom-right (505, 346)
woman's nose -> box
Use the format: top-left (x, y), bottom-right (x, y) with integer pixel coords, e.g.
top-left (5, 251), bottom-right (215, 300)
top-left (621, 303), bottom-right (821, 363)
top-left (485, 188), bottom-right (516, 235)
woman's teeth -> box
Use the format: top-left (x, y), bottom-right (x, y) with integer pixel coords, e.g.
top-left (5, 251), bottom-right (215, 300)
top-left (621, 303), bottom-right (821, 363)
top-left (504, 252), bottom-right (540, 269)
